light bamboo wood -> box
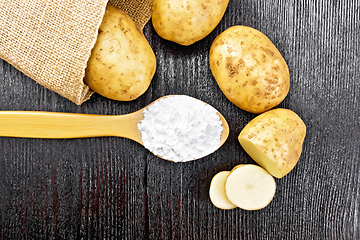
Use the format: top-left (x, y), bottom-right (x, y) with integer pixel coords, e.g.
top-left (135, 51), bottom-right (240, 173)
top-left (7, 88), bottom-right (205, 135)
top-left (0, 96), bottom-right (229, 161)
top-left (0, 109), bottom-right (145, 143)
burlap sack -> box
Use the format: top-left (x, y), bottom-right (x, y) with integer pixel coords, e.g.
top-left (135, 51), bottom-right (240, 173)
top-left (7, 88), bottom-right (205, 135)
top-left (0, 0), bottom-right (153, 105)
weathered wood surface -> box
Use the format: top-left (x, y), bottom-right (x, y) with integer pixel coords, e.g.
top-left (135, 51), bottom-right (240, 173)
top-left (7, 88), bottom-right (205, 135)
top-left (1, 0), bottom-right (359, 239)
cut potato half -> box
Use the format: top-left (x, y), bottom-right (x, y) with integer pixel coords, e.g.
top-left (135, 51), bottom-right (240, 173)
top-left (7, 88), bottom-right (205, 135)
top-left (225, 164), bottom-right (276, 210)
top-left (209, 171), bottom-right (237, 209)
top-left (238, 139), bottom-right (282, 178)
top-left (238, 108), bottom-right (306, 178)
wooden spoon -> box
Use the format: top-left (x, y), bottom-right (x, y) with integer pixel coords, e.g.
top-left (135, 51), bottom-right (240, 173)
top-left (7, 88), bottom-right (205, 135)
top-left (0, 96), bottom-right (229, 161)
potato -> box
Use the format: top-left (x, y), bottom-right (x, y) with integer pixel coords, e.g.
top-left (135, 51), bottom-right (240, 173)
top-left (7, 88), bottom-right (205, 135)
top-left (209, 171), bottom-right (237, 209)
top-left (151, 0), bottom-right (229, 46)
top-left (230, 164), bottom-right (245, 171)
top-left (225, 164), bottom-right (276, 210)
top-left (209, 26), bottom-right (290, 113)
top-left (84, 5), bottom-right (156, 101)
top-left (238, 108), bottom-right (306, 178)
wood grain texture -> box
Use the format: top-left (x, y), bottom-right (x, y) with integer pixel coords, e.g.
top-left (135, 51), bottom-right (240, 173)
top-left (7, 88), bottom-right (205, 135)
top-left (1, 0), bottom-right (360, 239)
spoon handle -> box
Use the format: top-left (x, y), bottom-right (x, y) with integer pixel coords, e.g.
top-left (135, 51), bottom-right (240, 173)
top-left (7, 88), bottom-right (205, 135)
top-left (0, 111), bottom-right (143, 143)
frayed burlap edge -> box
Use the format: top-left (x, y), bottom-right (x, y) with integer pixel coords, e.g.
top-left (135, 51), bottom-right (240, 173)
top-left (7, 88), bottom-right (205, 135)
top-left (109, 0), bottom-right (153, 30)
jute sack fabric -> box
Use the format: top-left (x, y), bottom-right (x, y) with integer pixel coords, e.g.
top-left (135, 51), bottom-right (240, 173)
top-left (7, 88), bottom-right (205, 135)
top-left (109, 0), bottom-right (153, 30)
top-left (0, 0), bottom-right (153, 105)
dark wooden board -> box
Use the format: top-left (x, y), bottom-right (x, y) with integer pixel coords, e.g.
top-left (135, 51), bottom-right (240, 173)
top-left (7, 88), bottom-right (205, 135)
top-left (1, 0), bottom-right (359, 239)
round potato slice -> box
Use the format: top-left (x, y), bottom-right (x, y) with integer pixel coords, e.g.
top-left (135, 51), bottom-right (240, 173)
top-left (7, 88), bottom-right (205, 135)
top-left (225, 164), bottom-right (276, 210)
top-left (209, 171), bottom-right (237, 209)
top-left (230, 164), bottom-right (246, 172)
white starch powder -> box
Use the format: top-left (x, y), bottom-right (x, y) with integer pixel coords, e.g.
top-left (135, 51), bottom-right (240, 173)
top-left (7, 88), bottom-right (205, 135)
top-left (137, 95), bottom-right (224, 162)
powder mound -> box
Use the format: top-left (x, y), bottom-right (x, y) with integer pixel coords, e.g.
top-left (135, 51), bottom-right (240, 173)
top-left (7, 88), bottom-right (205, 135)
top-left (138, 95), bottom-right (224, 162)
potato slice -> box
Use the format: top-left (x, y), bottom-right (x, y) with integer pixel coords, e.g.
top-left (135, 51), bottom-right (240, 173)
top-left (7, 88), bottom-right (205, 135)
top-left (225, 164), bottom-right (276, 210)
top-left (238, 108), bottom-right (306, 178)
top-left (231, 164), bottom-right (245, 171)
top-left (209, 171), bottom-right (237, 209)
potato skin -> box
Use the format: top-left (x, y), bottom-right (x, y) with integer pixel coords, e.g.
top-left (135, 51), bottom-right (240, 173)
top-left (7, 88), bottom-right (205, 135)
top-left (152, 0), bottom-right (229, 46)
top-left (84, 5), bottom-right (156, 101)
top-left (209, 26), bottom-right (290, 113)
top-left (238, 108), bottom-right (306, 178)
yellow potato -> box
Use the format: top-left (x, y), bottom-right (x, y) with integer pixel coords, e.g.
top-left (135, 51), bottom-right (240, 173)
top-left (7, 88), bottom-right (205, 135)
top-left (84, 5), bottom-right (156, 101)
top-left (152, 0), bottom-right (229, 46)
top-left (209, 26), bottom-right (290, 113)
top-left (238, 109), bottom-right (306, 178)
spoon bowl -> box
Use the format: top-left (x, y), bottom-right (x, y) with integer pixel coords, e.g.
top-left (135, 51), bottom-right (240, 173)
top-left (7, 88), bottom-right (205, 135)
top-left (0, 95), bottom-right (229, 161)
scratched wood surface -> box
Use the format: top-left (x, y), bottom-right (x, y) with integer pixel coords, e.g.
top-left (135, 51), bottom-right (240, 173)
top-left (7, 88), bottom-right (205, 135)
top-left (1, 0), bottom-right (359, 239)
